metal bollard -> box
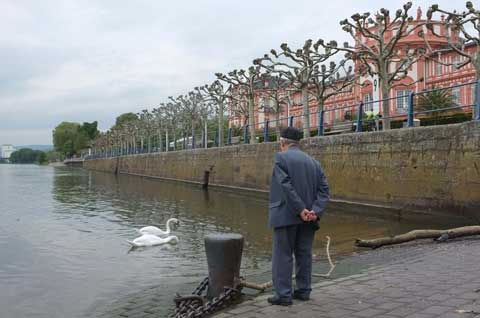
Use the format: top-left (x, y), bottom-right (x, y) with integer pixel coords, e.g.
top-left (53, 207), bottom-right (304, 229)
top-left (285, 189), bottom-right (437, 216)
top-left (204, 233), bottom-right (244, 299)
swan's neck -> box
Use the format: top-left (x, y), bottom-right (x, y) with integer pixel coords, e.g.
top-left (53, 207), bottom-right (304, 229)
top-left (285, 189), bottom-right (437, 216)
top-left (165, 219), bottom-right (174, 234)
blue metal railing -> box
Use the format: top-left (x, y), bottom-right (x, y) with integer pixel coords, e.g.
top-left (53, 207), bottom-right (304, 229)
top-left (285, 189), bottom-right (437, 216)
top-left (85, 80), bottom-right (479, 159)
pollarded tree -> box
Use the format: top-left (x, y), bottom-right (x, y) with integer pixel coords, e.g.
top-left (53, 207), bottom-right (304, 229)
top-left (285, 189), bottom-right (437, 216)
top-left (255, 73), bottom-right (292, 140)
top-left (226, 86), bottom-right (251, 127)
top-left (137, 109), bottom-right (155, 153)
top-left (216, 66), bottom-right (262, 144)
top-left (320, 2), bottom-right (426, 130)
top-left (426, 2), bottom-right (480, 118)
top-left (196, 80), bottom-right (229, 146)
top-left (152, 106), bottom-right (165, 152)
top-left (170, 91), bottom-right (203, 148)
top-left (254, 39), bottom-right (344, 137)
top-left (426, 2), bottom-right (480, 77)
top-left (310, 59), bottom-right (355, 123)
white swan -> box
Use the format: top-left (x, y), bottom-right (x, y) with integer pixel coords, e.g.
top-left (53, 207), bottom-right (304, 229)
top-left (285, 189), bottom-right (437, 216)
top-left (127, 234), bottom-right (179, 247)
top-left (137, 218), bottom-right (180, 237)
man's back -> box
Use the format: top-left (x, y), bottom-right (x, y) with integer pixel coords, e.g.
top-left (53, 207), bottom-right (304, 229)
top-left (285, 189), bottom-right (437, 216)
top-left (268, 146), bottom-right (329, 228)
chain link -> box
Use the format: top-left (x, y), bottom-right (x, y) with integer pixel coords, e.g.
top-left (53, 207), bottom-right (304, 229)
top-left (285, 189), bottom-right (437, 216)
top-left (170, 277), bottom-right (242, 318)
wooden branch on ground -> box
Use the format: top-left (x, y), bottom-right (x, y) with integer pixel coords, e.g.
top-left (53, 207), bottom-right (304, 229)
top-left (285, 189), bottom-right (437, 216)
top-left (355, 226), bottom-right (480, 249)
top-left (239, 236), bottom-right (336, 292)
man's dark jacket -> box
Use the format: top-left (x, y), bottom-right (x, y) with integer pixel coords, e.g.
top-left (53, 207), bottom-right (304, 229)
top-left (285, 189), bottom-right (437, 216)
top-left (268, 146), bottom-right (329, 229)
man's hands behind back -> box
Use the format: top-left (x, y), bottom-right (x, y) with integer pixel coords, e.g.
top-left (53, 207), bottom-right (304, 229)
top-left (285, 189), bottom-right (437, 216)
top-left (300, 209), bottom-right (318, 222)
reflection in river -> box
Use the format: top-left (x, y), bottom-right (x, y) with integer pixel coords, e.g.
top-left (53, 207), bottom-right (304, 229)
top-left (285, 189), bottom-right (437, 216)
top-left (0, 165), bottom-right (471, 318)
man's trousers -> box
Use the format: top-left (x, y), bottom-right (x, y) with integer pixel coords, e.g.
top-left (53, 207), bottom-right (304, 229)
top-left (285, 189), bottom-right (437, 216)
top-left (272, 223), bottom-right (316, 300)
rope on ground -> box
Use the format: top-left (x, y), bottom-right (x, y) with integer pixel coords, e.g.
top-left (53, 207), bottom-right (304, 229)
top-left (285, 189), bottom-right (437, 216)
top-left (239, 236), bottom-right (336, 292)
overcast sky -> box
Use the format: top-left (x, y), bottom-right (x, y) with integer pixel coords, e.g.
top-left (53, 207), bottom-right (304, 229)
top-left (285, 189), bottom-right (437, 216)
top-left (0, 0), bottom-right (464, 145)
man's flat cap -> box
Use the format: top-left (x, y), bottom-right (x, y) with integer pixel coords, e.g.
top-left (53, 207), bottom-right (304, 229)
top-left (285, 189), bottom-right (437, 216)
top-left (280, 127), bottom-right (302, 141)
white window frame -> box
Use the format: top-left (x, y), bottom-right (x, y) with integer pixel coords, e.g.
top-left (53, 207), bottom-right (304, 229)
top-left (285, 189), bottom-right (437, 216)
top-left (364, 93), bottom-right (373, 111)
top-left (452, 86), bottom-right (461, 105)
top-left (435, 62), bottom-right (442, 76)
top-left (334, 108), bottom-right (341, 122)
top-left (396, 90), bottom-right (412, 111)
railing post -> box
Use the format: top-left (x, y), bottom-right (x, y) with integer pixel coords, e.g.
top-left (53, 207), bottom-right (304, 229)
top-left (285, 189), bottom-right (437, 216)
top-left (244, 125), bottom-right (249, 144)
top-left (214, 131), bottom-right (219, 147)
top-left (356, 101), bottom-right (364, 133)
top-left (407, 91), bottom-right (415, 127)
top-left (318, 111), bottom-right (325, 136)
top-left (201, 131), bottom-right (205, 148)
top-left (192, 134), bottom-right (196, 149)
top-left (475, 80), bottom-right (480, 121)
top-left (264, 121), bottom-right (269, 143)
top-left (227, 128), bottom-right (232, 145)
top-left (289, 116), bottom-right (294, 127)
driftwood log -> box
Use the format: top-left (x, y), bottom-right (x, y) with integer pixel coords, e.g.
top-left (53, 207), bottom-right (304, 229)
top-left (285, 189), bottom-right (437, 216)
top-left (355, 226), bottom-right (480, 249)
top-left (239, 236), bottom-right (336, 292)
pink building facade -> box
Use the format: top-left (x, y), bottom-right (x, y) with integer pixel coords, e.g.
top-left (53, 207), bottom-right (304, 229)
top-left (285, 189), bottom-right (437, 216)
top-left (230, 9), bottom-right (477, 130)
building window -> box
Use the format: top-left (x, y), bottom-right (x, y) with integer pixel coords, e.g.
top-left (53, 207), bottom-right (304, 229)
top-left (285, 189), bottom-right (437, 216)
top-left (453, 56), bottom-right (460, 70)
top-left (435, 62), bottom-right (442, 76)
top-left (396, 90), bottom-right (412, 111)
top-left (452, 86), bottom-right (461, 105)
top-left (364, 93), bottom-right (373, 111)
top-left (334, 108), bottom-right (341, 121)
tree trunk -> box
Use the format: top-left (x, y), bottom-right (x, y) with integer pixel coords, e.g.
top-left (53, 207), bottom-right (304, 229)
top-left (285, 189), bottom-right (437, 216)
top-left (158, 132), bottom-right (163, 152)
top-left (173, 130), bottom-right (177, 150)
top-left (191, 119), bottom-right (196, 149)
top-left (275, 100), bottom-right (281, 141)
top-left (302, 87), bottom-right (310, 137)
top-left (248, 94), bottom-right (256, 144)
top-left (379, 64), bottom-right (391, 130)
top-left (204, 120), bottom-right (208, 149)
top-left (218, 101), bottom-right (224, 146)
top-left (165, 130), bottom-right (169, 152)
top-left (473, 64), bottom-right (480, 120)
top-left (355, 226), bottom-right (480, 249)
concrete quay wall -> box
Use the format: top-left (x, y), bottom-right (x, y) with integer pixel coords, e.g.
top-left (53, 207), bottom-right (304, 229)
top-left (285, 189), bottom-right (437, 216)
top-left (84, 121), bottom-right (480, 216)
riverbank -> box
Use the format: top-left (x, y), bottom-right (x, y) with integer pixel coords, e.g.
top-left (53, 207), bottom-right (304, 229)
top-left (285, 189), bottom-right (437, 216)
top-left (84, 121), bottom-right (480, 218)
top-left (90, 236), bottom-right (480, 317)
top-left (216, 237), bottom-right (480, 318)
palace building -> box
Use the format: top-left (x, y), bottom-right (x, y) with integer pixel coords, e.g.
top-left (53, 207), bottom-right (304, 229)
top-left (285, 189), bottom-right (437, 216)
top-left (230, 7), bottom-right (477, 130)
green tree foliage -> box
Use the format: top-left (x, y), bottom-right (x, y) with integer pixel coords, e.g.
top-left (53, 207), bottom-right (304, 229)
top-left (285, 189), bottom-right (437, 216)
top-left (10, 148), bottom-right (47, 164)
top-left (416, 89), bottom-right (457, 116)
top-left (115, 112), bottom-right (138, 128)
top-left (45, 150), bottom-right (63, 162)
top-left (52, 121), bottom-right (99, 158)
top-left (79, 121), bottom-right (99, 140)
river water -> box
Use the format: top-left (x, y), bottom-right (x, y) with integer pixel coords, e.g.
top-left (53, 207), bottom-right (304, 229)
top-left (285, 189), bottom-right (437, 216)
top-left (0, 164), bottom-right (472, 318)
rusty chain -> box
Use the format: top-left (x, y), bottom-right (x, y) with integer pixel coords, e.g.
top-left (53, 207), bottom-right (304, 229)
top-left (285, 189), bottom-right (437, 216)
top-left (170, 277), bottom-right (242, 318)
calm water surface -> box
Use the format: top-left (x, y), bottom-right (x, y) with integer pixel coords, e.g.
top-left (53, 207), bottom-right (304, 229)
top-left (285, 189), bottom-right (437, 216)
top-left (0, 164), bottom-right (472, 318)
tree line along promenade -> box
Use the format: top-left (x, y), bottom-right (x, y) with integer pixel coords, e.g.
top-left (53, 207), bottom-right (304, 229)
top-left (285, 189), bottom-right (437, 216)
top-left (72, 2), bottom-right (480, 158)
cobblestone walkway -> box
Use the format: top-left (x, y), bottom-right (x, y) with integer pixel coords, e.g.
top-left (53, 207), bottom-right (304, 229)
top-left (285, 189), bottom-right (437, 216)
top-left (215, 238), bottom-right (480, 318)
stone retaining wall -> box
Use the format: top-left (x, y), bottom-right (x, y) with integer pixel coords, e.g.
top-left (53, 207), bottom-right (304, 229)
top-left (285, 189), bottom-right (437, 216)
top-left (84, 121), bottom-right (480, 216)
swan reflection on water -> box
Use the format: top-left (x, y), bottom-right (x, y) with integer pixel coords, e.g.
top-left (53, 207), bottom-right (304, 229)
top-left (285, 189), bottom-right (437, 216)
top-left (126, 236), bottom-right (180, 253)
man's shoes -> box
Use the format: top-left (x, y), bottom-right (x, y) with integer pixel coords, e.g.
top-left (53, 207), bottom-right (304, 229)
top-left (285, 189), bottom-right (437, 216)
top-left (293, 292), bottom-right (310, 301)
top-left (267, 296), bottom-right (293, 306)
